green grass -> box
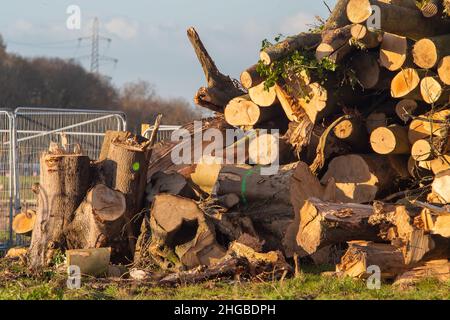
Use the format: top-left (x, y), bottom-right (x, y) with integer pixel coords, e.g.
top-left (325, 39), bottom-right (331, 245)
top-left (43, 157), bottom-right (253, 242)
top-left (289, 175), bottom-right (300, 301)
top-left (0, 260), bottom-right (448, 300)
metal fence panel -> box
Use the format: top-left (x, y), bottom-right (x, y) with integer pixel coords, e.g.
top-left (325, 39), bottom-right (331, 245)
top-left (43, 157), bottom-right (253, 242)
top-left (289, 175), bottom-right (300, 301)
top-left (0, 111), bottom-right (13, 251)
top-left (0, 107), bottom-right (126, 249)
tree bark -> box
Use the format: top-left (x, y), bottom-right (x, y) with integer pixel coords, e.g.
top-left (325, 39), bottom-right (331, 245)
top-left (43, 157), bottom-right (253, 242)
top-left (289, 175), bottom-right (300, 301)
top-left (259, 33), bottom-right (321, 65)
top-left (29, 154), bottom-right (91, 269)
top-left (100, 134), bottom-right (149, 257)
top-left (437, 56), bottom-right (450, 85)
top-left (379, 33), bottom-right (409, 71)
top-left (346, 0), bottom-right (450, 39)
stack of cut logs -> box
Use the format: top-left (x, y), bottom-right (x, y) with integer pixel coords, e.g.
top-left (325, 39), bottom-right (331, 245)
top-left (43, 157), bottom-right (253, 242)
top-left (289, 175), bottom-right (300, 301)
top-left (18, 0), bottom-right (450, 286)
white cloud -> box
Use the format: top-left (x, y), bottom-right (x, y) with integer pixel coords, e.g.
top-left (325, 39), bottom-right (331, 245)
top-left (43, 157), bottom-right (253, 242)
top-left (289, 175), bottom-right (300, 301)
top-left (10, 19), bottom-right (34, 33)
top-left (279, 12), bottom-right (317, 35)
top-left (105, 18), bottom-right (138, 40)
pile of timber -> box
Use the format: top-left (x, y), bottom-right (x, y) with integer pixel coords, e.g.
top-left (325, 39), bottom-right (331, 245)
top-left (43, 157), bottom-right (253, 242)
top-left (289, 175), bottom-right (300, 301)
top-left (16, 0), bottom-right (450, 286)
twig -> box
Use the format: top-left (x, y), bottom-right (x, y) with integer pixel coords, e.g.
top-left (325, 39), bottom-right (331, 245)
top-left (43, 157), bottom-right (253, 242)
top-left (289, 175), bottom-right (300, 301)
top-left (409, 200), bottom-right (450, 215)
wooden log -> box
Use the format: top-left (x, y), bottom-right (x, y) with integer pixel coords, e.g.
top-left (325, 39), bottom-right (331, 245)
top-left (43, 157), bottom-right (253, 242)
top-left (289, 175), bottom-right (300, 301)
top-left (248, 82), bottom-right (278, 107)
top-left (350, 24), bottom-right (383, 49)
top-left (12, 210), bottom-right (36, 236)
top-left (324, 0), bottom-right (352, 30)
top-left (394, 260), bottom-right (450, 287)
top-left (411, 139), bottom-right (435, 161)
top-left (419, 0), bottom-right (443, 18)
top-left (445, 0), bottom-right (450, 16)
top-left (379, 33), bottom-right (409, 71)
top-left (146, 171), bottom-right (196, 203)
top-left (337, 241), bottom-right (407, 279)
top-left (65, 184), bottom-right (128, 262)
top-left (240, 65), bottom-right (264, 90)
top-left (98, 131), bottom-right (131, 162)
top-left (395, 99), bottom-right (419, 122)
top-left (316, 25), bottom-right (353, 63)
top-left (432, 169), bottom-right (450, 204)
top-left (420, 76), bottom-right (445, 105)
top-left (275, 85), bottom-right (306, 122)
top-left (29, 154), bottom-right (91, 269)
top-left (421, 209), bottom-right (450, 238)
top-left (333, 118), bottom-right (368, 150)
top-left (224, 95), bottom-right (282, 127)
top-left (421, 109), bottom-right (450, 138)
top-left (370, 125), bottom-right (411, 155)
top-left (437, 56), bottom-right (450, 85)
top-left (346, 0), bottom-right (450, 39)
top-left (284, 162), bottom-right (334, 257)
top-left (100, 134), bottom-right (150, 256)
top-left (248, 132), bottom-right (294, 166)
top-left (378, 0), bottom-right (418, 9)
top-left (366, 112), bottom-right (388, 134)
top-left (66, 248), bottom-right (111, 277)
top-left (390, 68), bottom-right (423, 99)
top-left (147, 194), bottom-right (226, 270)
top-left (413, 34), bottom-right (450, 69)
top-left (298, 200), bottom-right (382, 256)
top-left (259, 33), bottom-right (321, 65)
top-left (321, 154), bottom-right (409, 203)
top-left (187, 27), bottom-right (244, 112)
top-left (351, 51), bottom-right (392, 90)
top-left (408, 118), bottom-right (432, 144)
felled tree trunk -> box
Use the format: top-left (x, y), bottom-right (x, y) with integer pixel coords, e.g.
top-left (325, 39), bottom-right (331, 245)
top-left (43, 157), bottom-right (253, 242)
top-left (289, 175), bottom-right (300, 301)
top-left (65, 184), bottom-right (127, 263)
top-left (100, 135), bottom-right (149, 257)
top-left (29, 153), bottom-right (91, 269)
top-left (394, 260), bottom-right (450, 287)
top-left (297, 199), bottom-right (383, 256)
top-left (188, 27), bottom-right (244, 112)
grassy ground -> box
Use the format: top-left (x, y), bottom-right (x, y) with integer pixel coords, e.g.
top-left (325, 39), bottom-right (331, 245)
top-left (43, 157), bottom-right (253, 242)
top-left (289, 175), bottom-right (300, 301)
top-left (0, 259), bottom-right (448, 300)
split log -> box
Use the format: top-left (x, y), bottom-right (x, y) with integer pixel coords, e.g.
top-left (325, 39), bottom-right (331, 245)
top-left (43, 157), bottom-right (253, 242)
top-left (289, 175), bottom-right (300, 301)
top-left (248, 82), bottom-right (278, 107)
top-left (64, 184), bottom-right (127, 262)
top-left (259, 33), bottom-right (321, 65)
top-left (346, 0), bottom-right (450, 39)
top-left (12, 210), bottom-right (36, 236)
top-left (275, 84), bottom-right (306, 122)
top-left (394, 260), bottom-right (450, 287)
top-left (284, 162), bottom-right (336, 257)
top-left (437, 56), bottom-right (450, 85)
top-left (337, 241), bottom-right (407, 279)
top-left (240, 65), bottom-right (264, 90)
top-left (187, 27), bottom-right (244, 112)
top-left (146, 194), bottom-right (226, 270)
top-left (29, 153), bottom-right (91, 269)
top-left (66, 248), bottom-right (111, 277)
top-left (421, 209), bottom-right (450, 238)
top-left (379, 33), bottom-right (409, 71)
top-left (370, 125), bottom-right (411, 155)
top-left (350, 24), bottom-right (382, 49)
top-left (100, 134), bottom-right (150, 255)
top-left (413, 34), bottom-right (450, 69)
top-left (298, 200), bottom-right (382, 256)
top-left (224, 95), bottom-right (282, 127)
top-left (321, 154), bottom-right (409, 203)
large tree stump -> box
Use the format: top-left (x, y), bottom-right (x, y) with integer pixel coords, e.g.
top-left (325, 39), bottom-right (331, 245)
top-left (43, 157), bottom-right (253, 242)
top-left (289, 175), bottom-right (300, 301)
top-left (100, 135), bottom-right (149, 257)
top-left (29, 153), bottom-right (91, 269)
top-left (65, 184), bottom-right (127, 263)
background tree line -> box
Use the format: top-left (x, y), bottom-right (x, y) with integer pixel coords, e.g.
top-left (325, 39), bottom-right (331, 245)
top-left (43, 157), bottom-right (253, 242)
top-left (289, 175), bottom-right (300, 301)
top-left (0, 35), bottom-right (203, 133)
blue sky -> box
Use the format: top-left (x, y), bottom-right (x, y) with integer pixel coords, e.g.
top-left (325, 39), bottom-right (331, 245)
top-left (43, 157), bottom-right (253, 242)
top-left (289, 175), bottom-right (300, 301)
top-left (0, 0), bottom-right (336, 102)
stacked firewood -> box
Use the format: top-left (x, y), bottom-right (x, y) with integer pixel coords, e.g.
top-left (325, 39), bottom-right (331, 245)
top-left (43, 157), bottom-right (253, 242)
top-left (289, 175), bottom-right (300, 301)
top-left (21, 0), bottom-right (449, 286)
